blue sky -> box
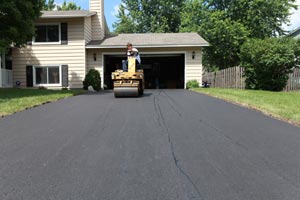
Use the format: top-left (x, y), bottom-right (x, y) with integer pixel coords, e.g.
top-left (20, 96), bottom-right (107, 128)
top-left (55, 0), bottom-right (300, 32)
top-left (55, 0), bottom-right (121, 30)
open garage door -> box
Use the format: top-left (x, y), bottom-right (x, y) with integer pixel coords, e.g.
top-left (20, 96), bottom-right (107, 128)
top-left (104, 54), bottom-right (185, 89)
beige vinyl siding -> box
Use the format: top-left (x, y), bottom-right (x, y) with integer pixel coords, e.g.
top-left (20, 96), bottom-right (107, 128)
top-left (84, 16), bottom-right (92, 44)
top-left (90, 0), bottom-right (105, 40)
top-left (87, 50), bottom-right (103, 85)
top-left (185, 49), bottom-right (202, 86)
top-left (87, 47), bottom-right (203, 89)
top-left (13, 18), bottom-right (86, 88)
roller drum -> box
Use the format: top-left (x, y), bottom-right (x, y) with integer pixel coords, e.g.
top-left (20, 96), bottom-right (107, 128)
top-left (114, 87), bottom-right (139, 97)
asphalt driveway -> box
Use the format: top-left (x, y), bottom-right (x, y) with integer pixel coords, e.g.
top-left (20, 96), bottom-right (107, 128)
top-left (1, 90), bottom-right (300, 200)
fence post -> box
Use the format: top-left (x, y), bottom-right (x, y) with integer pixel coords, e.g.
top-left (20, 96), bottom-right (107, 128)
top-left (223, 70), bottom-right (225, 88)
top-left (297, 69), bottom-right (300, 91)
top-left (241, 67), bottom-right (244, 89)
top-left (237, 67), bottom-right (239, 89)
top-left (214, 71), bottom-right (216, 87)
top-left (0, 53), bottom-right (2, 88)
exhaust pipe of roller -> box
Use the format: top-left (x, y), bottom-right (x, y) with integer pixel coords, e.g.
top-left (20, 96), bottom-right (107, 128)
top-left (114, 87), bottom-right (139, 97)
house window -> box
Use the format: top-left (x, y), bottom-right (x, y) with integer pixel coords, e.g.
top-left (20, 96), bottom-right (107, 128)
top-left (34, 24), bottom-right (60, 43)
top-left (34, 66), bottom-right (61, 86)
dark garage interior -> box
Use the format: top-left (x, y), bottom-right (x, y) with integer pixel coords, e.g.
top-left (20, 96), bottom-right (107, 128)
top-left (104, 54), bottom-right (185, 89)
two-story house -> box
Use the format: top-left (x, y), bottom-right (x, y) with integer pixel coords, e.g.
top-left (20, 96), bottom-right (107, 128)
top-left (11, 0), bottom-right (208, 89)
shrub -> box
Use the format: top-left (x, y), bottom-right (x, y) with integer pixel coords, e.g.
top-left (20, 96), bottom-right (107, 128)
top-left (38, 86), bottom-right (47, 90)
top-left (186, 80), bottom-right (200, 89)
top-left (240, 38), bottom-right (298, 91)
top-left (83, 69), bottom-right (101, 91)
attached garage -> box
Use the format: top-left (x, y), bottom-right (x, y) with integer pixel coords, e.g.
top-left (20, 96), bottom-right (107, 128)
top-left (103, 53), bottom-right (184, 89)
top-left (86, 33), bottom-right (209, 89)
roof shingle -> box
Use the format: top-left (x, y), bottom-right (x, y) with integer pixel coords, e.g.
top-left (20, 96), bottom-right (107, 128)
top-left (86, 33), bottom-right (209, 48)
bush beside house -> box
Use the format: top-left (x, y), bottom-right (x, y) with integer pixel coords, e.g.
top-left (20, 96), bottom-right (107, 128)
top-left (83, 69), bottom-right (101, 91)
top-left (186, 80), bottom-right (200, 89)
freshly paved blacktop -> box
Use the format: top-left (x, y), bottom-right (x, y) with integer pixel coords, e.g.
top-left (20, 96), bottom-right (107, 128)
top-left (0, 90), bottom-right (300, 200)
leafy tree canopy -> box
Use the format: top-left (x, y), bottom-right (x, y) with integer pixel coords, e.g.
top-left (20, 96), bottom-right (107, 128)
top-left (240, 38), bottom-right (299, 91)
top-left (113, 0), bottom-right (184, 33)
top-left (43, 0), bottom-right (81, 11)
top-left (57, 0), bottom-right (81, 11)
top-left (199, 11), bottom-right (249, 69)
top-left (203, 0), bottom-right (298, 38)
top-left (0, 0), bottom-right (81, 52)
top-left (179, 0), bottom-right (298, 70)
top-left (42, 0), bottom-right (56, 11)
top-left (0, 0), bottom-right (43, 52)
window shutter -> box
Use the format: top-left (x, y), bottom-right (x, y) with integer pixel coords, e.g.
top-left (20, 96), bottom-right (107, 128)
top-left (61, 23), bottom-right (68, 45)
top-left (26, 66), bottom-right (33, 87)
top-left (62, 65), bottom-right (69, 87)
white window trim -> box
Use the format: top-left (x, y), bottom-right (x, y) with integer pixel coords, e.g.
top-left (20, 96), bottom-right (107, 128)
top-left (33, 65), bottom-right (62, 87)
top-left (32, 23), bottom-right (61, 45)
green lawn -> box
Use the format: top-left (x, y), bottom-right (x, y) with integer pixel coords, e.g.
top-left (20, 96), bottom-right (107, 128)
top-left (0, 88), bottom-right (85, 117)
top-left (192, 88), bottom-right (300, 125)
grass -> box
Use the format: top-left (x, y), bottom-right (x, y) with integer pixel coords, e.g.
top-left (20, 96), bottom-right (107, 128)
top-left (192, 88), bottom-right (300, 125)
top-left (0, 88), bottom-right (85, 117)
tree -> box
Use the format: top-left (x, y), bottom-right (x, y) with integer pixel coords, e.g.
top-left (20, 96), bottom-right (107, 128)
top-left (113, 4), bottom-right (136, 33)
top-left (113, 0), bottom-right (184, 33)
top-left (42, 0), bottom-right (56, 11)
top-left (0, 0), bottom-right (43, 52)
top-left (204, 0), bottom-right (297, 38)
top-left (180, 0), bottom-right (206, 33)
top-left (294, 39), bottom-right (300, 66)
top-left (57, 0), bottom-right (81, 11)
top-left (198, 11), bottom-right (249, 70)
top-left (180, 0), bottom-right (297, 70)
top-left (240, 38), bottom-right (299, 91)
top-left (180, 1), bottom-right (249, 70)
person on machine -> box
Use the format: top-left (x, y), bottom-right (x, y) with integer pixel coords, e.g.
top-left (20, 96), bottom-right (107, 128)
top-left (122, 43), bottom-right (141, 72)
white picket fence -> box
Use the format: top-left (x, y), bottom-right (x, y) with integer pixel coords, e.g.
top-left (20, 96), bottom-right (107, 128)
top-left (1, 69), bottom-right (13, 87)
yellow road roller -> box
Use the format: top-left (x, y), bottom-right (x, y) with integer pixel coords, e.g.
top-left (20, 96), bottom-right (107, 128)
top-left (111, 56), bottom-right (144, 97)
